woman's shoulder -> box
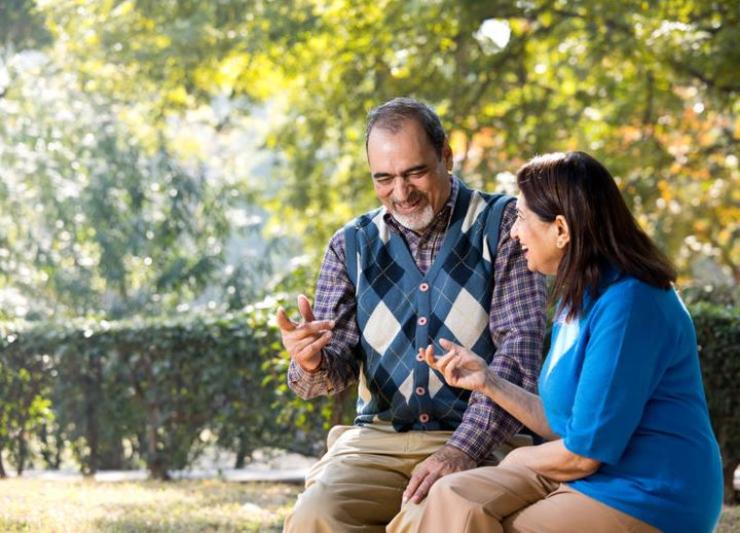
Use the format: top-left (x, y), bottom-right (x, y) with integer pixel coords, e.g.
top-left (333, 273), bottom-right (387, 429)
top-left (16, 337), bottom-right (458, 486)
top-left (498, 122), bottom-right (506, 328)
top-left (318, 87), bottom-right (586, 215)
top-left (601, 270), bottom-right (669, 298)
top-left (594, 273), bottom-right (686, 325)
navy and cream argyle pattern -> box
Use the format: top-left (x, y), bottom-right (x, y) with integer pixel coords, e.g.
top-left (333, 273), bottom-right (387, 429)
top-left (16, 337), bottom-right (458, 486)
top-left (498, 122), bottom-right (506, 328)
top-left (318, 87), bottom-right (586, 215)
top-left (344, 182), bottom-right (512, 431)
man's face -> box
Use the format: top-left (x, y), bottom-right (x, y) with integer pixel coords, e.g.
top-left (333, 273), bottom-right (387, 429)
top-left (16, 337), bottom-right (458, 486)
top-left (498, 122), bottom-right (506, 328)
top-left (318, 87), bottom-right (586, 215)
top-left (366, 119), bottom-right (452, 232)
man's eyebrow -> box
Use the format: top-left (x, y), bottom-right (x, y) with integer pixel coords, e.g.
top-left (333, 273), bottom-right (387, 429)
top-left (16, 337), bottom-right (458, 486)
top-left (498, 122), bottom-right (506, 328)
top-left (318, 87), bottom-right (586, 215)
top-left (372, 171), bottom-right (393, 180)
top-left (372, 164), bottom-right (427, 180)
top-left (402, 164), bottom-right (427, 175)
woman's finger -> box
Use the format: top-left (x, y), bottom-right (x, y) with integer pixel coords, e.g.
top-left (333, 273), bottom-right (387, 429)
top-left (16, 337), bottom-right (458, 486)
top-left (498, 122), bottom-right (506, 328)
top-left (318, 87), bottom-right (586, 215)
top-left (423, 346), bottom-right (437, 369)
top-left (439, 338), bottom-right (461, 352)
top-left (446, 355), bottom-right (462, 379)
top-left (436, 351), bottom-right (458, 376)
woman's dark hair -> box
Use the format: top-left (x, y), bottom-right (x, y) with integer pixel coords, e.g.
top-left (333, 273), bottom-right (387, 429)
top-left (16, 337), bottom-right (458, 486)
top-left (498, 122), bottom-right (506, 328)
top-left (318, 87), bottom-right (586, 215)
top-left (517, 151), bottom-right (677, 319)
top-left (365, 97), bottom-right (447, 158)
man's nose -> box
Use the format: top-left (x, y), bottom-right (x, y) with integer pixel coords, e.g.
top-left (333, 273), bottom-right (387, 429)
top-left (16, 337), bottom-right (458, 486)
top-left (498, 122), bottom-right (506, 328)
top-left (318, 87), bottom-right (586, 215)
top-left (392, 176), bottom-right (412, 201)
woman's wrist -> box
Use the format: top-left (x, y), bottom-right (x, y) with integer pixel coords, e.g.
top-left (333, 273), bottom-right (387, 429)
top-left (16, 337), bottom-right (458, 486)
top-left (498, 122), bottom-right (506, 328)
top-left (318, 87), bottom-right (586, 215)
top-left (481, 369), bottom-right (501, 397)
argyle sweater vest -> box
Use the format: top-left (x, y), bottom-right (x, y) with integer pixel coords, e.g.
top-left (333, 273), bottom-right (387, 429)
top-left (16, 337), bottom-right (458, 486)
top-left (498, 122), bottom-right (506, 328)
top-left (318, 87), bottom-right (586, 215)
top-left (343, 182), bottom-right (512, 431)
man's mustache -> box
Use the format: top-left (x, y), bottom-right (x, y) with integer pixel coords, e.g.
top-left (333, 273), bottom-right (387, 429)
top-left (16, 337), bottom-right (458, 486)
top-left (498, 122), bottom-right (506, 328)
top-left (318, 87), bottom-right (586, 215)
top-left (392, 191), bottom-right (426, 207)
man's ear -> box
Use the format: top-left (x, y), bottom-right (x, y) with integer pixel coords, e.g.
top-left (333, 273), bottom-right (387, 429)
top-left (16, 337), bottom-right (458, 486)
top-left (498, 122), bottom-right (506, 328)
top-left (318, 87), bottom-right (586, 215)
top-left (443, 141), bottom-right (453, 172)
top-left (555, 215), bottom-right (570, 249)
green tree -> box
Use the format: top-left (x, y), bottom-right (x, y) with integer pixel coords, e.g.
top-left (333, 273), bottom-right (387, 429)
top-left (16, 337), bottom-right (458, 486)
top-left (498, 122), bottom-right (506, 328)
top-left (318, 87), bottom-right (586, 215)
top-left (0, 50), bottom-right (283, 319)
top-left (35, 0), bottom-right (737, 281)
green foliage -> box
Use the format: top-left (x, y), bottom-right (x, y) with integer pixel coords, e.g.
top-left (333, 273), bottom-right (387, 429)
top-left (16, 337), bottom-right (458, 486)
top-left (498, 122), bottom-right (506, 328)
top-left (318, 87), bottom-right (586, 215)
top-left (0, 299), bottom-right (735, 493)
top-left (0, 302), bottom-right (338, 478)
top-left (690, 301), bottom-right (740, 503)
top-left (0, 49), bottom-right (283, 320)
top-left (0, 0), bottom-right (52, 52)
top-left (32, 0), bottom-right (739, 280)
top-left (0, 329), bottom-right (52, 475)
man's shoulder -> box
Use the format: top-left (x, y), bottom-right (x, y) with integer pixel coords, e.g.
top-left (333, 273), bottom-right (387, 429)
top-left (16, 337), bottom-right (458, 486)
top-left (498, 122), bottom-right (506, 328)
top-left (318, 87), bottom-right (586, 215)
top-left (461, 183), bottom-right (514, 212)
top-left (338, 207), bottom-right (386, 239)
top-left (464, 187), bottom-right (516, 228)
top-left (328, 207), bottom-right (385, 252)
top-left (345, 207), bottom-right (385, 229)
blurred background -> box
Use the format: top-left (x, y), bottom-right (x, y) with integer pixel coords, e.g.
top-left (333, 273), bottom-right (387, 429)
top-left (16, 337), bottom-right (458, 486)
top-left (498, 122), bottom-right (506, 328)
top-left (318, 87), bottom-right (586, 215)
top-left (0, 0), bottom-right (737, 506)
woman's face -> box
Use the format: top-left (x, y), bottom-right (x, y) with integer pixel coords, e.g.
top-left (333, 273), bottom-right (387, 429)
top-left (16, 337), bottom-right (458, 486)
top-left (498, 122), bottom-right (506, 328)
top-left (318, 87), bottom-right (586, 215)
top-left (510, 194), bottom-right (565, 276)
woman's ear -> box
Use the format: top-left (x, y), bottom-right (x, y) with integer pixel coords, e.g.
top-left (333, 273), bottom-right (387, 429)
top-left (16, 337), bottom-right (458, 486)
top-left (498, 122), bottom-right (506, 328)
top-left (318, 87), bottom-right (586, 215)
top-left (554, 215), bottom-right (570, 249)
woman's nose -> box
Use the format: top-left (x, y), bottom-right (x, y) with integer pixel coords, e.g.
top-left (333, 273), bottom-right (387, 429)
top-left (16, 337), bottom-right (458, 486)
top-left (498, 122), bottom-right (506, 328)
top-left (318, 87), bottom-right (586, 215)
top-left (510, 219), bottom-right (520, 240)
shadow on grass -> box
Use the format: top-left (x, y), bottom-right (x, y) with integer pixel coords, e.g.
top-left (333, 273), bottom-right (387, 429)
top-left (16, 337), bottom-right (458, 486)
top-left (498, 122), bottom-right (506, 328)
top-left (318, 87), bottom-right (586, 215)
top-left (0, 518), bottom-right (34, 532)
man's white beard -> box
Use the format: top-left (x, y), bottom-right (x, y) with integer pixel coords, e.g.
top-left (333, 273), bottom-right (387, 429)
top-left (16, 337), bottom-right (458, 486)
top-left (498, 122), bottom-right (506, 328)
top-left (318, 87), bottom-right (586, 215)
top-left (392, 203), bottom-right (435, 232)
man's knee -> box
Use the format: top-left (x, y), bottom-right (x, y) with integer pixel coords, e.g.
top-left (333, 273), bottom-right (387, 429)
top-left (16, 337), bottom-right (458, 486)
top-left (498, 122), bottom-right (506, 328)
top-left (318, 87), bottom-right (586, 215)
top-left (427, 470), bottom-right (466, 500)
top-left (285, 481), bottom-right (341, 531)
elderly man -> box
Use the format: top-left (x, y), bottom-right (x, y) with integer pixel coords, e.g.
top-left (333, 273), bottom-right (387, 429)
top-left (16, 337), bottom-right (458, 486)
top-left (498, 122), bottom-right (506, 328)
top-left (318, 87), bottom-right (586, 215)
top-left (278, 97), bottom-right (547, 532)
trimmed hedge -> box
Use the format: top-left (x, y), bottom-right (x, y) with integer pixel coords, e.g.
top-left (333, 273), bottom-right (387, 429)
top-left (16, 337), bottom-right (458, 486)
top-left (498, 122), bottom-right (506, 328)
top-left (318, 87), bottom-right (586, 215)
top-left (0, 301), bottom-right (342, 479)
top-left (691, 302), bottom-right (739, 503)
top-left (0, 300), bottom-right (737, 499)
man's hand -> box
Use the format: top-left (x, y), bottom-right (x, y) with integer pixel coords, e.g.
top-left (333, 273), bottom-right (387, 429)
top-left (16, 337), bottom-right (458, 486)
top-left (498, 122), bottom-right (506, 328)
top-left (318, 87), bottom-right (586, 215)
top-left (275, 295), bottom-right (334, 372)
top-left (403, 444), bottom-right (476, 504)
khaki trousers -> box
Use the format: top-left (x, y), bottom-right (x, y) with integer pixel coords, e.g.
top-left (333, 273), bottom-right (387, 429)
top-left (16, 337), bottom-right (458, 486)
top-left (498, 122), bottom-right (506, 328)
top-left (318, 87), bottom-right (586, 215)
top-left (283, 424), bottom-right (527, 533)
top-left (395, 463), bottom-right (661, 533)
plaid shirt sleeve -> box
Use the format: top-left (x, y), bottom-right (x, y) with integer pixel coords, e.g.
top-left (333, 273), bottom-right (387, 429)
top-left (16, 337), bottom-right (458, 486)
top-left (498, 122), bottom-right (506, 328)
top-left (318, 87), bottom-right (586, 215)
top-left (447, 201), bottom-right (548, 463)
top-left (287, 228), bottom-right (362, 399)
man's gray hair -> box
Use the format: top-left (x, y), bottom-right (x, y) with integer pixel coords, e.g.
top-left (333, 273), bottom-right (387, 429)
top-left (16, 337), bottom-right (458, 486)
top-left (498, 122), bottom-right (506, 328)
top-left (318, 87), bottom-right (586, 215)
top-left (365, 97), bottom-right (447, 158)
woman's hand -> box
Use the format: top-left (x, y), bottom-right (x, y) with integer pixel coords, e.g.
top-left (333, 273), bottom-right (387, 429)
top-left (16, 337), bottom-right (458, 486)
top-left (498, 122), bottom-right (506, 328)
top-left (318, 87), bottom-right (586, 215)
top-left (422, 338), bottom-right (489, 393)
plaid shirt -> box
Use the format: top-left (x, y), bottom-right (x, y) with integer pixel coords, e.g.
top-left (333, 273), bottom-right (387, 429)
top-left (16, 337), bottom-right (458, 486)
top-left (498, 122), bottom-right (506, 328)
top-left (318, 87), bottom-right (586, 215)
top-left (288, 177), bottom-right (547, 463)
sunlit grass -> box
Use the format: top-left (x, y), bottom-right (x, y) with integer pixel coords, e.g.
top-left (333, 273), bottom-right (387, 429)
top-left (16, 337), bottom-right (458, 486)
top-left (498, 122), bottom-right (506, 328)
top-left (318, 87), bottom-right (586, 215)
top-left (0, 478), bottom-right (736, 532)
top-left (0, 479), bottom-right (300, 532)
top-left (718, 504), bottom-right (739, 533)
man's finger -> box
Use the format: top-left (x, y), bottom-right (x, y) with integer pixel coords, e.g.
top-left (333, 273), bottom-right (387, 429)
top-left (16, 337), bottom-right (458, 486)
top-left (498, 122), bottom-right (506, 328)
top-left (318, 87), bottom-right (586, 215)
top-left (275, 308), bottom-right (297, 332)
top-left (297, 294), bottom-right (316, 323)
top-left (403, 469), bottom-right (428, 504)
top-left (294, 330), bottom-right (330, 355)
top-left (410, 471), bottom-right (441, 503)
top-left (294, 319), bottom-right (335, 335)
top-left (296, 331), bottom-right (332, 362)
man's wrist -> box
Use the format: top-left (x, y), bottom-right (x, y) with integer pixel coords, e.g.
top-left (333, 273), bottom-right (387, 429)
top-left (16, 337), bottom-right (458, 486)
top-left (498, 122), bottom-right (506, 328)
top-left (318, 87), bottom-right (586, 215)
top-left (297, 352), bottom-right (324, 374)
top-left (440, 443), bottom-right (476, 465)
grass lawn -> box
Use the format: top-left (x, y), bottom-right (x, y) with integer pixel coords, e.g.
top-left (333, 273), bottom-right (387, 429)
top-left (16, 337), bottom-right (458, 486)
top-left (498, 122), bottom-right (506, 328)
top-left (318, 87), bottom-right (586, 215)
top-left (0, 479), bottom-right (300, 532)
top-left (0, 478), bottom-right (736, 532)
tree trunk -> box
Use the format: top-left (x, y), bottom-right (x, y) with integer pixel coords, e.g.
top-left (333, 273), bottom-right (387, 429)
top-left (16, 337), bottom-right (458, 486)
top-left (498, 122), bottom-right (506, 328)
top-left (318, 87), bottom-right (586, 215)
top-left (38, 422), bottom-right (63, 470)
top-left (234, 434), bottom-right (251, 469)
top-left (15, 431), bottom-right (26, 476)
top-left (146, 402), bottom-right (169, 480)
top-left (83, 355), bottom-right (101, 476)
top-left (0, 440), bottom-right (7, 478)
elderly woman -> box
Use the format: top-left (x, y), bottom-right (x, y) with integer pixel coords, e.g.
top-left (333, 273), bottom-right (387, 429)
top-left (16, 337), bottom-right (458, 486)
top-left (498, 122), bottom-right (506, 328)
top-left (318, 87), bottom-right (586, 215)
top-left (410, 152), bottom-right (723, 533)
